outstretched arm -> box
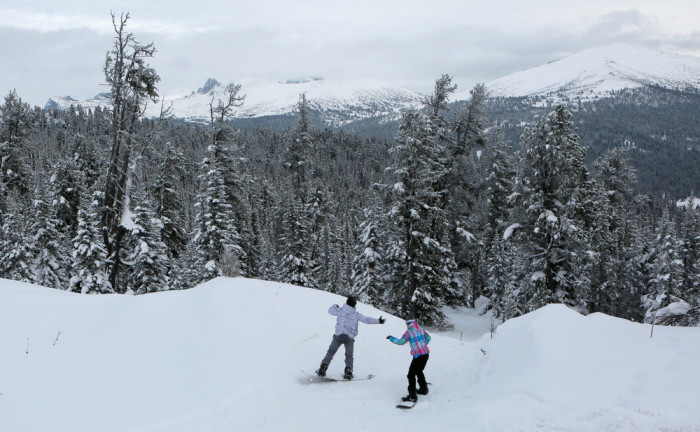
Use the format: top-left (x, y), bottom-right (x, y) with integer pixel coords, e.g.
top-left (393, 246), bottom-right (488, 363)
top-left (357, 312), bottom-right (381, 325)
top-left (387, 330), bottom-right (410, 345)
top-left (328, 304), bottom-right (340, 316)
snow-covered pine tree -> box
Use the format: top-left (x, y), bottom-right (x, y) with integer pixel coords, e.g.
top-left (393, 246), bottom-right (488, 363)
top-left (153, 141), bottom-right (187, 259)
top-left (387, 106), bottom-right (456, 328)
top-left (278, 192), bottom-right (315, 287)
top-left (50, 161), bottom-right (81, 239)
top-left (643, 208), bottom-right (685, 319)
top-left (29, 186), bottom-right (68, 289)
top-left (589, 148), bottom-right (642, 319)
top-left (351, 202), bottom-right (387, 306)
top-left (446, 83), bottom-right (492, 307)
top-left (70, 202), bottom-right (112, 294)
top-left (277, 94), bottom-right (318, 287)
top-left (0, 211), bottom-right (33, 282)
top-left (191, 82), bottom-right (248, 282)
top-left (247, 180), bottom-right (277, 280)
top-left (677, 201), bottom-right (700, 304)
top-left (0, 90), bottom-right (33, 218)
top-left (192, 141), bottom-right (244, 282)
top-left (516, 105), bottom-right (591, 312)
top-left (486, 232), bottom-right (523, 320)
top-left (284, 93), bottom-right (313, 198)
top-left (307, 182), bottom-right (334, 290)
top-left (124, 195), bottom-right (169, 294)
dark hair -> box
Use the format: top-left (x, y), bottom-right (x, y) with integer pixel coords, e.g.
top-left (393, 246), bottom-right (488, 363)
top-left (346, 296), bottom-right (357, 308)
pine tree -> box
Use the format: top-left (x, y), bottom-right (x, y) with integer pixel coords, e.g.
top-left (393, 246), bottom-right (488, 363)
top-left (487, 232), bottom-right (523, 320)
top-left (50, 161), bottom-right (82, 238)
top-left (387, 107), bottom-right (456, 327)
top-left (644, 208), bottom-right (684, 318)
top-left (278, 193), bottom-right (315, 287)
top-left (153, 141), bottom-right (187, 259)
top-left (192, 142), bottom-right (244, 282)
top-left (0, 90), bottom-right (33, 219)
top-left (590, 148), bottom-right (642, 319)
top-left (0, 211), bottom-right (33, 282)
top-left (351, 203), bottom-right (387, 306)
top-left (277, 94), bottom-right (318, 287)
top-left (124, 197), bottom-right (169, 294)
top-left (516, 105), bottom-right (591, 312)
top-left (29, 187), bottom-right (68, 289)
top-left (70, 204), bottom-right (111, 294)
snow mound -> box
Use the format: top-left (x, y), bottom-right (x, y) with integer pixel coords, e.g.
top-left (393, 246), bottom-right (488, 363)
top-left (1, 278), bottom-right (699, 432)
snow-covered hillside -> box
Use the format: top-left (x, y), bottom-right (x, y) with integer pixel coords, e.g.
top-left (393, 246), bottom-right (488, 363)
top-left (2, 277), bottom-right (699, 432)
top-left (480, 43), bottom-right (700, 100)
top-left (46, 77), bottom-right (424, 126)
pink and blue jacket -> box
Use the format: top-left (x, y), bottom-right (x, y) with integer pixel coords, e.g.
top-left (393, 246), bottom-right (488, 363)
top-left (389, 320), bottom-right (431, 358)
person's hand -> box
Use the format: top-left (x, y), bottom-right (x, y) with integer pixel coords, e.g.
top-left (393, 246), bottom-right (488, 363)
top-left (379, 316), bottom-right (385, 324)
top-left (386, 335), bottom-right (391, 340)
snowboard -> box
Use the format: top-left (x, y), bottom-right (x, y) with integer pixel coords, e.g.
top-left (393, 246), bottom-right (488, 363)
top-left (300, 371), bottom-right (374, 384)
top-left (396, 399), bottom-right (417, 409)
top-left (396, 386), bottom-right (431, 409)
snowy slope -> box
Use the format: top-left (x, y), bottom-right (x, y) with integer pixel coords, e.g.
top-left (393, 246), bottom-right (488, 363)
top-left (1, 277), bottom-right (699, 432)
top-left (479, 43), bottom-right (700, 100)
top-left (46, 77), bottom-right (424, 126)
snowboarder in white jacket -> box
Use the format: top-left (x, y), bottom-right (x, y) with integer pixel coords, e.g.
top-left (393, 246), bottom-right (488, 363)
top-left (317, 296), bottom-right (385, 379)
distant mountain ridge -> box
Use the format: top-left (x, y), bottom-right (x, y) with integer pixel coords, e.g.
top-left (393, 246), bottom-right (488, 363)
top-left (45, 43), bottom-right (700, 124)
top-left (46, 77), bottom-right (425, 126)
top-left (480, 43), bottom-right (700, 100)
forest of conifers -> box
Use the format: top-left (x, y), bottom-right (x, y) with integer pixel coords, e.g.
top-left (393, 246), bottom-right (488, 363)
top-left (1, 15), bottom-right (698, 327)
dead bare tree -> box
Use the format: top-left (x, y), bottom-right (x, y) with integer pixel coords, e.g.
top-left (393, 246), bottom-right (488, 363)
top-left (100, 12), bottom-right (160, 293)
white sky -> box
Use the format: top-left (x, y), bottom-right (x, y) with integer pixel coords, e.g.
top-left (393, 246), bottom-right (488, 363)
top-left (1, 0), bottom-right (699, 106)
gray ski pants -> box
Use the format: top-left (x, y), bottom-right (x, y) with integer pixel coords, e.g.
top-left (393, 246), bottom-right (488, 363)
top-left (321, 334), bottom-right (355, 370)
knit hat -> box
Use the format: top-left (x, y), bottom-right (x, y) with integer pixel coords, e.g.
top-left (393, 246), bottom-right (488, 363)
top-left (346, 296), bottom-right (357, 308)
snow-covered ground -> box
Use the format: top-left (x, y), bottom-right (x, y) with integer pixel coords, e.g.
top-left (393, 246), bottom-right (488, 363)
top-left (1, 277), bottom-right (699, 432)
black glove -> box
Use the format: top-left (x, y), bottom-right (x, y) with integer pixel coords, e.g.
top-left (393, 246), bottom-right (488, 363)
top-left (386, 335), bottom-right (391, 340)
top-left (378, 316), bottom-right (385, 324)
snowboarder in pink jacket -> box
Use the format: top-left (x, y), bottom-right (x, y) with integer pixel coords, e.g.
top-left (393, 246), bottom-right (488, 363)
top-left (316, 296), bottom-right (385, 379)
top-left (387, 316), bottom-right (431, 402)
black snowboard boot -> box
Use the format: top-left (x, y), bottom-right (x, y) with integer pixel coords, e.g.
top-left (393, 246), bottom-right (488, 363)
top-left (316, 364), bottom-right (328, 377)
top-left (417, 387), bottom-right (429, 395)
top-left (343, 367), bottom-right (353, 380)
top-left (401, 394), bottom-right (418, 402)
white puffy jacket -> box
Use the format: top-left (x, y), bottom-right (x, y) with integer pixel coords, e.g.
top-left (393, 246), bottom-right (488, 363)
top-left (329, 304), bottom-right (380, 339)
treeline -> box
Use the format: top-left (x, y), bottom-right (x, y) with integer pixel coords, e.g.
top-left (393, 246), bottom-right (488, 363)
top-left (0, 15), bottom-right (698, 327)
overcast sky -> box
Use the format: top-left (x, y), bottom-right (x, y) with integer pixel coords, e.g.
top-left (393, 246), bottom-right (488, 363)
top-left (2, 0), bottom-right (699, 107)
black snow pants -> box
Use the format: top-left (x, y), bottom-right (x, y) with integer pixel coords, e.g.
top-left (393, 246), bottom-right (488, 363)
top-left (407, 353), bottom-right (429, 397)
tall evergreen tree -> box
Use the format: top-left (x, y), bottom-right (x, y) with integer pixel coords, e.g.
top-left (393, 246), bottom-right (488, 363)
top-left (124, 196), bottom-right (169, 294)
top-left (192, 142), bottom-right (244, 281)
top-left (0, 211), bottom-right (33, 282)
top-left (29, 187), bottom-right (68, 289)
top-left (153, 141), bottom-right (187, 259)
top-left (70, 204), bottom-right (111, 294)
top-left (351, 202), bottom-right (387, 306)
top-left (278, 193), bottom-right (315, 287)
top-left (515, 105), bottom-right (591, 312)
top-left (387, 107), bottom-right (456, 327)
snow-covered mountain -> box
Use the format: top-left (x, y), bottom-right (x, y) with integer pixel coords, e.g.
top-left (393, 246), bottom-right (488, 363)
top-left (46, 77), bottom-right (425, 126)
top-left (2, 277), bottom-right (699, 431)
top-left (481, 43), bottom-right (700, 100)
